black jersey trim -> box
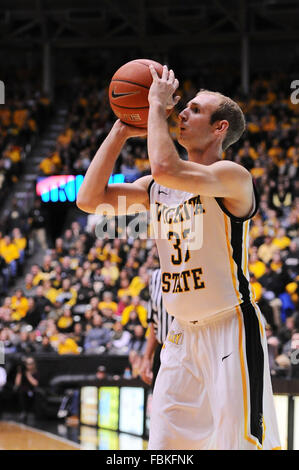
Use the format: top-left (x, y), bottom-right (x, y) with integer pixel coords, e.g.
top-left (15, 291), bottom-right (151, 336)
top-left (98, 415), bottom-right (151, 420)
top-left (147, 178), bottom-right (155, 199)
top-left (240, 302), bottom-right (265, 446)
top-left (215, 179), bottom-right (260, 223)
top-left (230, 220), bottom-right (251, 304)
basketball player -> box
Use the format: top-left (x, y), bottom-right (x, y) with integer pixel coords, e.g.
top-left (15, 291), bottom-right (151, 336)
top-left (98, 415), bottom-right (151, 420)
top-left (76, 65), bottom-right (281, 450)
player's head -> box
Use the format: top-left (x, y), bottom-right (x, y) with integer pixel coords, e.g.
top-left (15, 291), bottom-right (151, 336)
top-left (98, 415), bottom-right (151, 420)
top-left (178, 89), bottom-right (246, 153)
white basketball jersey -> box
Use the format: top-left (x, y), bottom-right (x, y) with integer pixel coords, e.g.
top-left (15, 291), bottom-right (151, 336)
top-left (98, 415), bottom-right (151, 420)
top-left (148, 179), bottom-right (258, 323)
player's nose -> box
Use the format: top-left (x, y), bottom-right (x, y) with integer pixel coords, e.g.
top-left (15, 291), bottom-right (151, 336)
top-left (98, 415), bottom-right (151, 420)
top-left (178, 109), bottom-right (188, 122)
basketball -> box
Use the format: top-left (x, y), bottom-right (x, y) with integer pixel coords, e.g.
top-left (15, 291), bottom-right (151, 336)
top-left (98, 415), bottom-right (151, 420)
top-left (108, 59), bottom-right (164, 128)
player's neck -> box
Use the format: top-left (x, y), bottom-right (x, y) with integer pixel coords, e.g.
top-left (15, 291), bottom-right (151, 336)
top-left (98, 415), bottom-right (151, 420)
top-left (188, 141), bottom-right (223, 165)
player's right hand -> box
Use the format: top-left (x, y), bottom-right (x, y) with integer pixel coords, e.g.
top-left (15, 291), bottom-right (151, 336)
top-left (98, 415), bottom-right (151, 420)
top-left (113, 119), bottom-right (147, 139)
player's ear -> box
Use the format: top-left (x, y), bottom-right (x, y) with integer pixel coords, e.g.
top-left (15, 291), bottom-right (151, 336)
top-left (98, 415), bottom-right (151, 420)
top-left (213, 119), bottom-right (229, 137)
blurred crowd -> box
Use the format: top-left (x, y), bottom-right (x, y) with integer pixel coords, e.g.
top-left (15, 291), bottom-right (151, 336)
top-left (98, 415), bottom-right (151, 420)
top-left (0, 79), bottom-right (52, 291)
top-left (0, 80), bottom-right (52, 201)
top-left (0, 70), bottom-right (298, 388)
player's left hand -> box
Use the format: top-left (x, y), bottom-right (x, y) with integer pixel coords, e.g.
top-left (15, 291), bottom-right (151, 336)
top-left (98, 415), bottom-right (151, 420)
top-left (148, 64), bottom-right (180, 110)
top-left (140, 357), bottom-right (153, 386)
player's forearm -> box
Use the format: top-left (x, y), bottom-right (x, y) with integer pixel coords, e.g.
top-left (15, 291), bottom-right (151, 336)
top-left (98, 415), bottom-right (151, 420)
top-left (147, 101), bottom-right (180, 179)
top-left (143, 323), bottom-right (159, 360)
top-left (76, 124), bottom-right (127, 212)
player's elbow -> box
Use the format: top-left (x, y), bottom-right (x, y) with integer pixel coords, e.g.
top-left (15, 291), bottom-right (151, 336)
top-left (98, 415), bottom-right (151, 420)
top-left (76, 196), bottom-right (95, 214)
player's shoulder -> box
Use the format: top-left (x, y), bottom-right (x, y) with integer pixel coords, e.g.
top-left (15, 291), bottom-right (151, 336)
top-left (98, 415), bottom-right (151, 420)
top-left (211, 160), bottom-right (251, 180)
top-left (132, 174), bottom-right (153, 191)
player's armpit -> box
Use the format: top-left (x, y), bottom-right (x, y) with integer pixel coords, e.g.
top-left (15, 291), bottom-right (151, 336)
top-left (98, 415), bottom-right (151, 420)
top-left (77, 174), bottom-right (152, 215)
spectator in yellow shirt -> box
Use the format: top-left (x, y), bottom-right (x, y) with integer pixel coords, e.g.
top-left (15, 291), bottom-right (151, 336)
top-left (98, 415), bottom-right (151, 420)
top-left (57, 305), bottom-right (75, 333)
top-left (249, 216), bottom-right (267, 240)
top-left (247, 115), bottom-right (261, 134)
top-left (57, 334), bottom-right (80, 355)
top-left (128, 265), bottom-right (149, 298)
top-left (258, 235), bottom-right (278, 264)
top-left (4, 144), bottom-right (22, 164)
top-left (0, 235), bottom-right (20, 263)
top-left (248, 252), bottom-right (266, 279)
top-left (238, 139), bottom-right (258, 160)
top-left (261, 114), bottom-right (277, 132)
top-left (98, 291), bottom-right (118, 313)
top-left (39, 150), bottom-right (62, 175)
top-left (117, 278), bottom-right (132, 299)
top-left (272, 227), bottom-right (291, 251)
top-left (13, 108), bottom-right (28, 128)
top-left (0, 235), bottom-right (20, 277)
top-left (57, 127), bottom-right (73, 147)
top-left (249, 274), bottom-right (263, 302)
top-left (39, 156), bottom-right (56, 175)
top-left (121, 296), bottom-right (147, 329)
top-left (42, 279), bottom-right (59, 304)
top-left (55, 278), bottom-right (77, 307)
top-left (10, 288), bottom-right (29, 321)
top-left (12, 228), bottom-right (26, 251)
top-left (270, 251), bottom-right (283, 272)
top-left (101, 259), bottom-right (119, 285)
top-left (12, 227), bottom-right (27, 264)
top-left (30, 263), bottom-right (47, 287)
top-left (0, 108), bottom-right (11, 127)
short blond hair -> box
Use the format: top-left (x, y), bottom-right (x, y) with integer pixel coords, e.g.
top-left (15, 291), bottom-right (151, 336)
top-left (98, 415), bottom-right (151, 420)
top-left (197, 89), bottom-right (246, 150)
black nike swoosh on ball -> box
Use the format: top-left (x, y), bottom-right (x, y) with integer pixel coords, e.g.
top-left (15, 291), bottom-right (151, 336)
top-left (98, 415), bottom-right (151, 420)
top-left (222, 353), bottom-right (232, 362)
top-left (111, 90), bottom-right (140, 99)
top-left (158, 190), bottom-right (168, 195)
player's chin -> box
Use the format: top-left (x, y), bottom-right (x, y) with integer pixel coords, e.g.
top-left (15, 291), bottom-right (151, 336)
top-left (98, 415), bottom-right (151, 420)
top-left (177, 133), bottom-right (187, 147)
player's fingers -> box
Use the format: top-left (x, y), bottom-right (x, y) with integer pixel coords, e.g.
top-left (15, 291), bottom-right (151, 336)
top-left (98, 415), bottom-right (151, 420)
top-left (162, 64), bottom-right (168, 80)
top-left (173, 78), bottom-right (179, 91)
top-left (140, 371), bottom-right (152, 385)
top-left (146, 373), bottom-right (153, 385)
top-left (149, 64), bottom-right (159, 80)
top-left (144, 376), bottom-right (152, 386)
top-left (168, 69), bottom-right (175, 83)
top-left (173, 95), bottom-right (181, 106)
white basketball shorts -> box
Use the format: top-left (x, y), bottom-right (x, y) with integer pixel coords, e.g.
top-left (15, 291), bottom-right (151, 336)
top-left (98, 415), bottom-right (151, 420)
top-left (148, 302), bottom-right (281, 450)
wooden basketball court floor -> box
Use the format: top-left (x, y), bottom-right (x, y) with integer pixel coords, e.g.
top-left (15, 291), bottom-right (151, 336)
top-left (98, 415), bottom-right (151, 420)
top-left (0, 421), bottom-right (80, 450)
top-left (0, 420), bottom-right (148, 450)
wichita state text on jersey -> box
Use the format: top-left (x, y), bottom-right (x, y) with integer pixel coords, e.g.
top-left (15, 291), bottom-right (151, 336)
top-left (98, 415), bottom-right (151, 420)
top-left (148, 179), bottom-right (259, 323)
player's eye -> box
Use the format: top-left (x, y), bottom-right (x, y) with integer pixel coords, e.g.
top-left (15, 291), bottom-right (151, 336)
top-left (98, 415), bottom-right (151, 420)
top-left (191, 106), bottom-right (200, 113)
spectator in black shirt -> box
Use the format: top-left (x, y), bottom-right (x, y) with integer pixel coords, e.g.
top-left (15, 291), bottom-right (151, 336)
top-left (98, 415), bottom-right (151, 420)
top-left (128, 325), bottom-right (146, 355)
top-left (16, 329), bottom-right (36, 355)
top-left (71, 322), bottom-right (85, 350)
top-left (0, 254), bottom-right (9, 295)
top-left (259, 264), bottom-right (283, 297)
top-left (34, 286), bottom-right (52, 318)
top-left (283, 240), bottom-right (299, 279)
top-left (60, 256), bottom-right (75, 280)
top-left (76, 276), bottom-right (95, 305)
top-left (269, 181), bottom-right (294, 218)
top-left (28, 199), bottom-right (48, 251)
top-left (62, 228), bottom-right (76, 251)
top-left (4, 198), bottom-right (28, 233)
top-left (278, 314), bottom-right (298, 345)
top-left (24, 297), bottom-right (42, 329)
top-left (34, 335), bottom-right (56, 354)
top-left (14, 356), bottom-right (40, 422)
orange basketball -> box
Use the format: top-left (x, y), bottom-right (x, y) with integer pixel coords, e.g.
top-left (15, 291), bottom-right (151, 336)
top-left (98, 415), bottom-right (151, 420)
top-left (108, 59), bottom-right (163, 128)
